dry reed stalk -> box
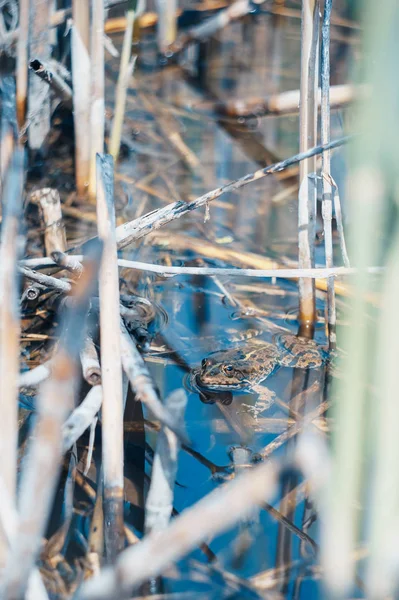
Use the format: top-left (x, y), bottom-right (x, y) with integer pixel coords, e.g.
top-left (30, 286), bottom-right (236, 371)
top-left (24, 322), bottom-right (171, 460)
top-left (140, 94), bottom-right (200, 172)
top-left (320, 0), bottom-right (335, 347)
top-left (298, 0), bottom-right (320, 331)
top-left (80, 334), bottom-right (101, 385)
top-left (33, 188), bottom-right (67, 255)
top-left (0, 150), bottom-right (24, 563)
top-left (258, 401), bottom-right (329, 461)
top-left (117, 259), bottom-right (381, 279)
top-left (114, 135), bottom-right (352, 250)
top-left (11, 7), bottom-right (72, 44)
top-left (19, 265), bottom-right (72, 292)
top-left (166, 0), bottom-right (252, 55)
top-left (19, 360), bottom-right (51, 387)
top-left (145, 389), bottom-right (187, 535)
top-left (0, 477), bottom-right (49, 600)
top-left (78, 459), bottom-right (278, 600)
top-left (52, 250), bottom-right (84, 276)
top-left (119, 320), bottom-right (190, 444)
top-left (109, 0), bottom-right (136, 161)
top-left (72, 0), bottom-right (91, 196)
top-left (95, 154), bottom-right (125, 559)
top-left (62, 385), bottom-right (103, 453)
top-left (89, 1), bottom-right (105, 201)
top-left (0, 77), bottom-right (18, 197)
top-left (3, 365), bottom-right (75, 599)
top-left (327, 2), bottom-right (399, 596)
top-left (29, 59), bottom-right (73, 109)
top-left (185, 83), bottom-right (367, 118)
top-left (3, 244), bottom-right (103, 599)
top-left (28, 0), bottom-right (51, 153)
top-left (16, 0), bottom-right (30, 130)
top-left (156, 0), bottom-right (177, 54)
top-left (332, 183), bottom-right (350, 268)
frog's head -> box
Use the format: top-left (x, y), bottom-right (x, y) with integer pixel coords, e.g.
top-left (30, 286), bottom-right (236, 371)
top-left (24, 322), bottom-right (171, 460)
top-left (197, 347), bottom-right (256, 391)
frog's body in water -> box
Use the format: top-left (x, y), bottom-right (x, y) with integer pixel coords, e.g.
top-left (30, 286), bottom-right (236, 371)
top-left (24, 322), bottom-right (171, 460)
top-left (197, 334), bottom-right (327, 395)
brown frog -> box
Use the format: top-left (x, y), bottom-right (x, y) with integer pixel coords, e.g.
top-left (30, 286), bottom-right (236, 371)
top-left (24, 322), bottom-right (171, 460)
top-left (196, 334), bottom-right (327, 405)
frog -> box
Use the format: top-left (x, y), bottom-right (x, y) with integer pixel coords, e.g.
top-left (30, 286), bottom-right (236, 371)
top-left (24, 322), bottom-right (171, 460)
top-left (195, 333), bottom-right (328, 408)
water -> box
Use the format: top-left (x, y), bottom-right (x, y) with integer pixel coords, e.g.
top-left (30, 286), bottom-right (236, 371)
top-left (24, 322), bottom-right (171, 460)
top-left (21, 4), bottom-right (361, 597)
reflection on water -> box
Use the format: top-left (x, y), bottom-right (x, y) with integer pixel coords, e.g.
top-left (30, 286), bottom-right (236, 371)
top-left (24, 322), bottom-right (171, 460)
top-left (19, 5), bottom-right (359, 597)
top-left (99, 7), bottom-right (355, 595)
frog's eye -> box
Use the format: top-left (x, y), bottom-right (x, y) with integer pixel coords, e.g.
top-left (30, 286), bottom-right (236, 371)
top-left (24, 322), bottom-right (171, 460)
top-left (223, 364), bottom-right (234, 377)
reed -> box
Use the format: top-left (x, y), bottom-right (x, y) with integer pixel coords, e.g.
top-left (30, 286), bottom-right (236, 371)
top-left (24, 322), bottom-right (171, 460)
top-left (109, 0), bottom-right (137, 161)
top-left (322, 1), bottom-right (397, 595)
top-left (89, 1), bottom-right (106, 201)
top-left (320, 0), bottom-right (335, 347)
top-left (0, 150), bottom-right (25, 564)
top-left (297, 0), bottom-right (320, 332)
top-left (16, 0), bottom-right (30, 130)
top-left (95, 154), bottom-right (125, 559)
top-left (3, 244), bottom-right (102, 599)
top-left (28, 0), bottom-right (51, 154)
top-left (72, 0), bottom-right (91, 196)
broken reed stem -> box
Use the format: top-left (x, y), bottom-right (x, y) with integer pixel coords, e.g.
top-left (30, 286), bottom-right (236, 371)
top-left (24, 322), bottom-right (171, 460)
top-left (62, 385), bottom-right (103, 453)
top-left (298, 0), bottom-right (320, 331)
top-left (186, 83), bottom-right (368, 118)
top-left (72, 0), bottom-right (91, 196)
top-left (119, 320), bottom-right (190, 444)
top-left (80, 334), bottom-right (101, 385)
top-left (33, 188), bottom-right (67, 255)
top-left (333, 181), bottom-right (351, 268)
top-left (78, 459), bottom-right (278, 600)
top-left (156, 0), bottom-right (177, 53)
top-left (109, 1), bottom-right (136, 161)
top-left (320, 0), bottom-right (336, 348)
top-left (3, 357), bottom-right (76, 600)
top-left (96, 154), bottom-right (125, 560)
top-left (16, 0), bottom-right (30, 130)
top-left (29, 59), bottom-right (73, 109)
top-left (19, 360), bottom-right (51, 387)
top-left (28, 0), bottom-right (51, 153)
top-left (0, 149), bottom-right (24, 547)
top-left (145, 389), bottom-right (187, 535)
top-left (89, 1), bottom-right (106, 201)
top-left (52, 250), bottom-right (84, 276)
top-left (166, 0), bottom-right (253, 56)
